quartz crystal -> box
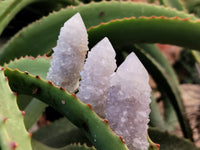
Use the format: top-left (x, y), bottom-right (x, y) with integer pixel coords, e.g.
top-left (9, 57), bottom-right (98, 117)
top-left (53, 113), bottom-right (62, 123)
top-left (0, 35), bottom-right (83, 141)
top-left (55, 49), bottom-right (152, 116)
top-left (106, 52), bottom-right (151, 150)
top-left (46, 13), bottom-right (88, 92)
top-left (77, 37), bottom-right (117, 117)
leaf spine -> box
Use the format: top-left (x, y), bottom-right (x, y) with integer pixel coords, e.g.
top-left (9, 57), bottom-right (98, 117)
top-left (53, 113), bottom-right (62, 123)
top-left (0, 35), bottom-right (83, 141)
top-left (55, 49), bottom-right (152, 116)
top-left (119, 136), bottom-right (126, 144)
top-left (71, 93), bottom-right (78, 99)
top-left (10, 142), bottom-right (18, 149)
top-left (35, 75), bottom-right (41, 79)
top-left (87, 104), bottom-right (93, 110)
top-left (21, 111), bottom-right (25, 116)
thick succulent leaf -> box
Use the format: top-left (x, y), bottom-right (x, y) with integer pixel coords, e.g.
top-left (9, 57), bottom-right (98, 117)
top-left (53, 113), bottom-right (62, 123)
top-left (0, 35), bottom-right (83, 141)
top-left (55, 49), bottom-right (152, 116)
top-left (192, 50), bottom-right (200, 65)
top-left (88, 17), bottom-right (200, 51)
top-left (0, 0), bottom-right (80, 36)
top-left (0, 68), bottom-right (32, 150)
top-left (32, 140), bottom-right (96, 150)
top-left (130, 45), bottom-right (192, 140)
top-left (136, 44), bottom-right (179, 86)
top-left (149, 97), bottom-right (166, 130)
top-left (185, 0), bottom-right (200, 17)
top-left (33, 118), bottom-right (91, 148)
top-left (4, 56), bottom-right (50, 79)
top-left (0, 1), bottom-right (198, 64)
top-left (191, 50), bottom-right (200, 76)
top-left (159, 0), bottom-right (186, 11)
top-left (4, 56), bottom-right (51, 129)
top-left (0, 0), bottom-right (33, 35)
top-left (148, 128), bottom-right (200, 150)
top-left (4, 68), bottom-right (129, 150)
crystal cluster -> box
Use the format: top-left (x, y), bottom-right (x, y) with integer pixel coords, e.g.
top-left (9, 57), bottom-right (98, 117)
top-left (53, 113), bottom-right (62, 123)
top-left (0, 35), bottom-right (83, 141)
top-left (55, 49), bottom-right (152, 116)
top-left (106, 52), bottom-right (151, 150)
top-left (77, 37), bottom-right (117, 117)
top-left (47, 13), bottom-right (152, 150)
top-left (46, 13), bottom-right (88, 93)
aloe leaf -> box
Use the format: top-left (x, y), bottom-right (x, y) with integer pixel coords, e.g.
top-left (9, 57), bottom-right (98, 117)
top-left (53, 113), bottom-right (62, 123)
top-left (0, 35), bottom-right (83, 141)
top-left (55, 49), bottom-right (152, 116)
top-left (149, 96), bottom-right (166, 130)
top-left (130, 45), bottom-right (192, 140)
top-left (159, 0), bottom-right (186, 11)
top-left (148, 135), bottom-right (160, 150)
top-left (0, 68), bottom-right (32, 150)
top-left (148, 128), bottom-right (200, 150)
top-left (32, 140), bottom-right (96, 150)
top-left (33, 118), bottom-right (91, 147)
top-left (192, 50), bottom-right (200, 65)
top-left (0, 0), bottom-right (33, 35)
top-left (0, 0), bottom-right (80, 36)
top-left (0, 1), bottom-right (198, 64)
top-left (88, 17), bottom-right (200, 51)
top-left (136, 44), bottom-right (179, 86)
top-left (4, 56), bottom-right (51, 129)
top-left (4, 56), bottom-right (50, 78)
top-left (4, 68), bottom-right (129, 150)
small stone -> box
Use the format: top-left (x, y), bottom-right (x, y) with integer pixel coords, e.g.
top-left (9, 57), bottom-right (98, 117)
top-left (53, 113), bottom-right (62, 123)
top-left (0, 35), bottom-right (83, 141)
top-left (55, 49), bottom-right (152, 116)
top-left (106, 52), bottom-right (151, 150)
top-left (77, 37), bottom-right (117, 117)
top-left (46, 13), bottom-right (88, 93)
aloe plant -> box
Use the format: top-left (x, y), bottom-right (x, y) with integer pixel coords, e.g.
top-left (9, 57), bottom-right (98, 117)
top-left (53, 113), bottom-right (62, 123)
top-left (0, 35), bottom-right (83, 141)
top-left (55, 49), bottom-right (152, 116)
top-left (0, 0), bottom-right (200, 150)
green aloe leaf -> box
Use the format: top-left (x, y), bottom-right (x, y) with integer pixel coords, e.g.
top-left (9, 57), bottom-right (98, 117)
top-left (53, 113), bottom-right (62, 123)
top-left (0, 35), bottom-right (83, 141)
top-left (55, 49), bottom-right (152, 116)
top-left (88, 17), bottom-right (200, 51)
top-left (4, 68), bottom-right (129, 150)
top-left (148, 128), bottom-right (200, 150)
top-left (0, 0), bottom-right (80, 36)
top-left (4, 56), bottom-right (51, 129)
top-left (33, 118), bottom-right (91, 148)
top-left (0, 68), bottom-right (32, 150)
top-left (192, 50), bottom-right (200, 65)
top-left (159, 0), bottom-right (186, 11)
top-left (32, 140), bottom-right (96, 150)
top-left (0, 0), bottom-right (33, 35)
top-left (0, 1), bottom-right (198, 64)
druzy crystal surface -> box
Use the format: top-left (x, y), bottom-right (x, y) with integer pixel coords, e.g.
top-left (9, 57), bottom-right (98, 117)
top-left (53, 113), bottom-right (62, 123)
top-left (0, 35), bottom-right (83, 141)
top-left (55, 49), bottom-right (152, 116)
top-left (106, 52), bottom-right (151, 150)
top-left (77, 37), bottom-right (117, 117)
top-left (46, 13), bottom-right (88, 92)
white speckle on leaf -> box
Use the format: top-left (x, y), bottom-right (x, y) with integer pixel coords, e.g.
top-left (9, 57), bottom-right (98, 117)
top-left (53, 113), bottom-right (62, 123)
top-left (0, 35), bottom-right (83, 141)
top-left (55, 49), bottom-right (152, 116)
top-left (61, 100), bottom-right (66, 105)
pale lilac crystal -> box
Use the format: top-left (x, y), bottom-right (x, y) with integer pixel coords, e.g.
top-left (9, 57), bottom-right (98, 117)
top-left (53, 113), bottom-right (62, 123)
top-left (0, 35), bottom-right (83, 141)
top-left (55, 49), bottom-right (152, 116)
top-left (77, 37), bottom-right (117, 117)
top-left (106, 52), bottom-right (151, 150)
top-left (46, 13), bottom-right (88, 92)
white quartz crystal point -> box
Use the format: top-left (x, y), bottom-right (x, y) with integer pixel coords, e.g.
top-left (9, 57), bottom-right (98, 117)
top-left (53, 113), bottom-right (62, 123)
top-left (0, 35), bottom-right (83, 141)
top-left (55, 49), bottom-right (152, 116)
top-left (77, 37), bottom-right (117, 117)
top-left (46, 13), bottom-right (88, 93)
top-left (106, 52), bottom-right (151, 150)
